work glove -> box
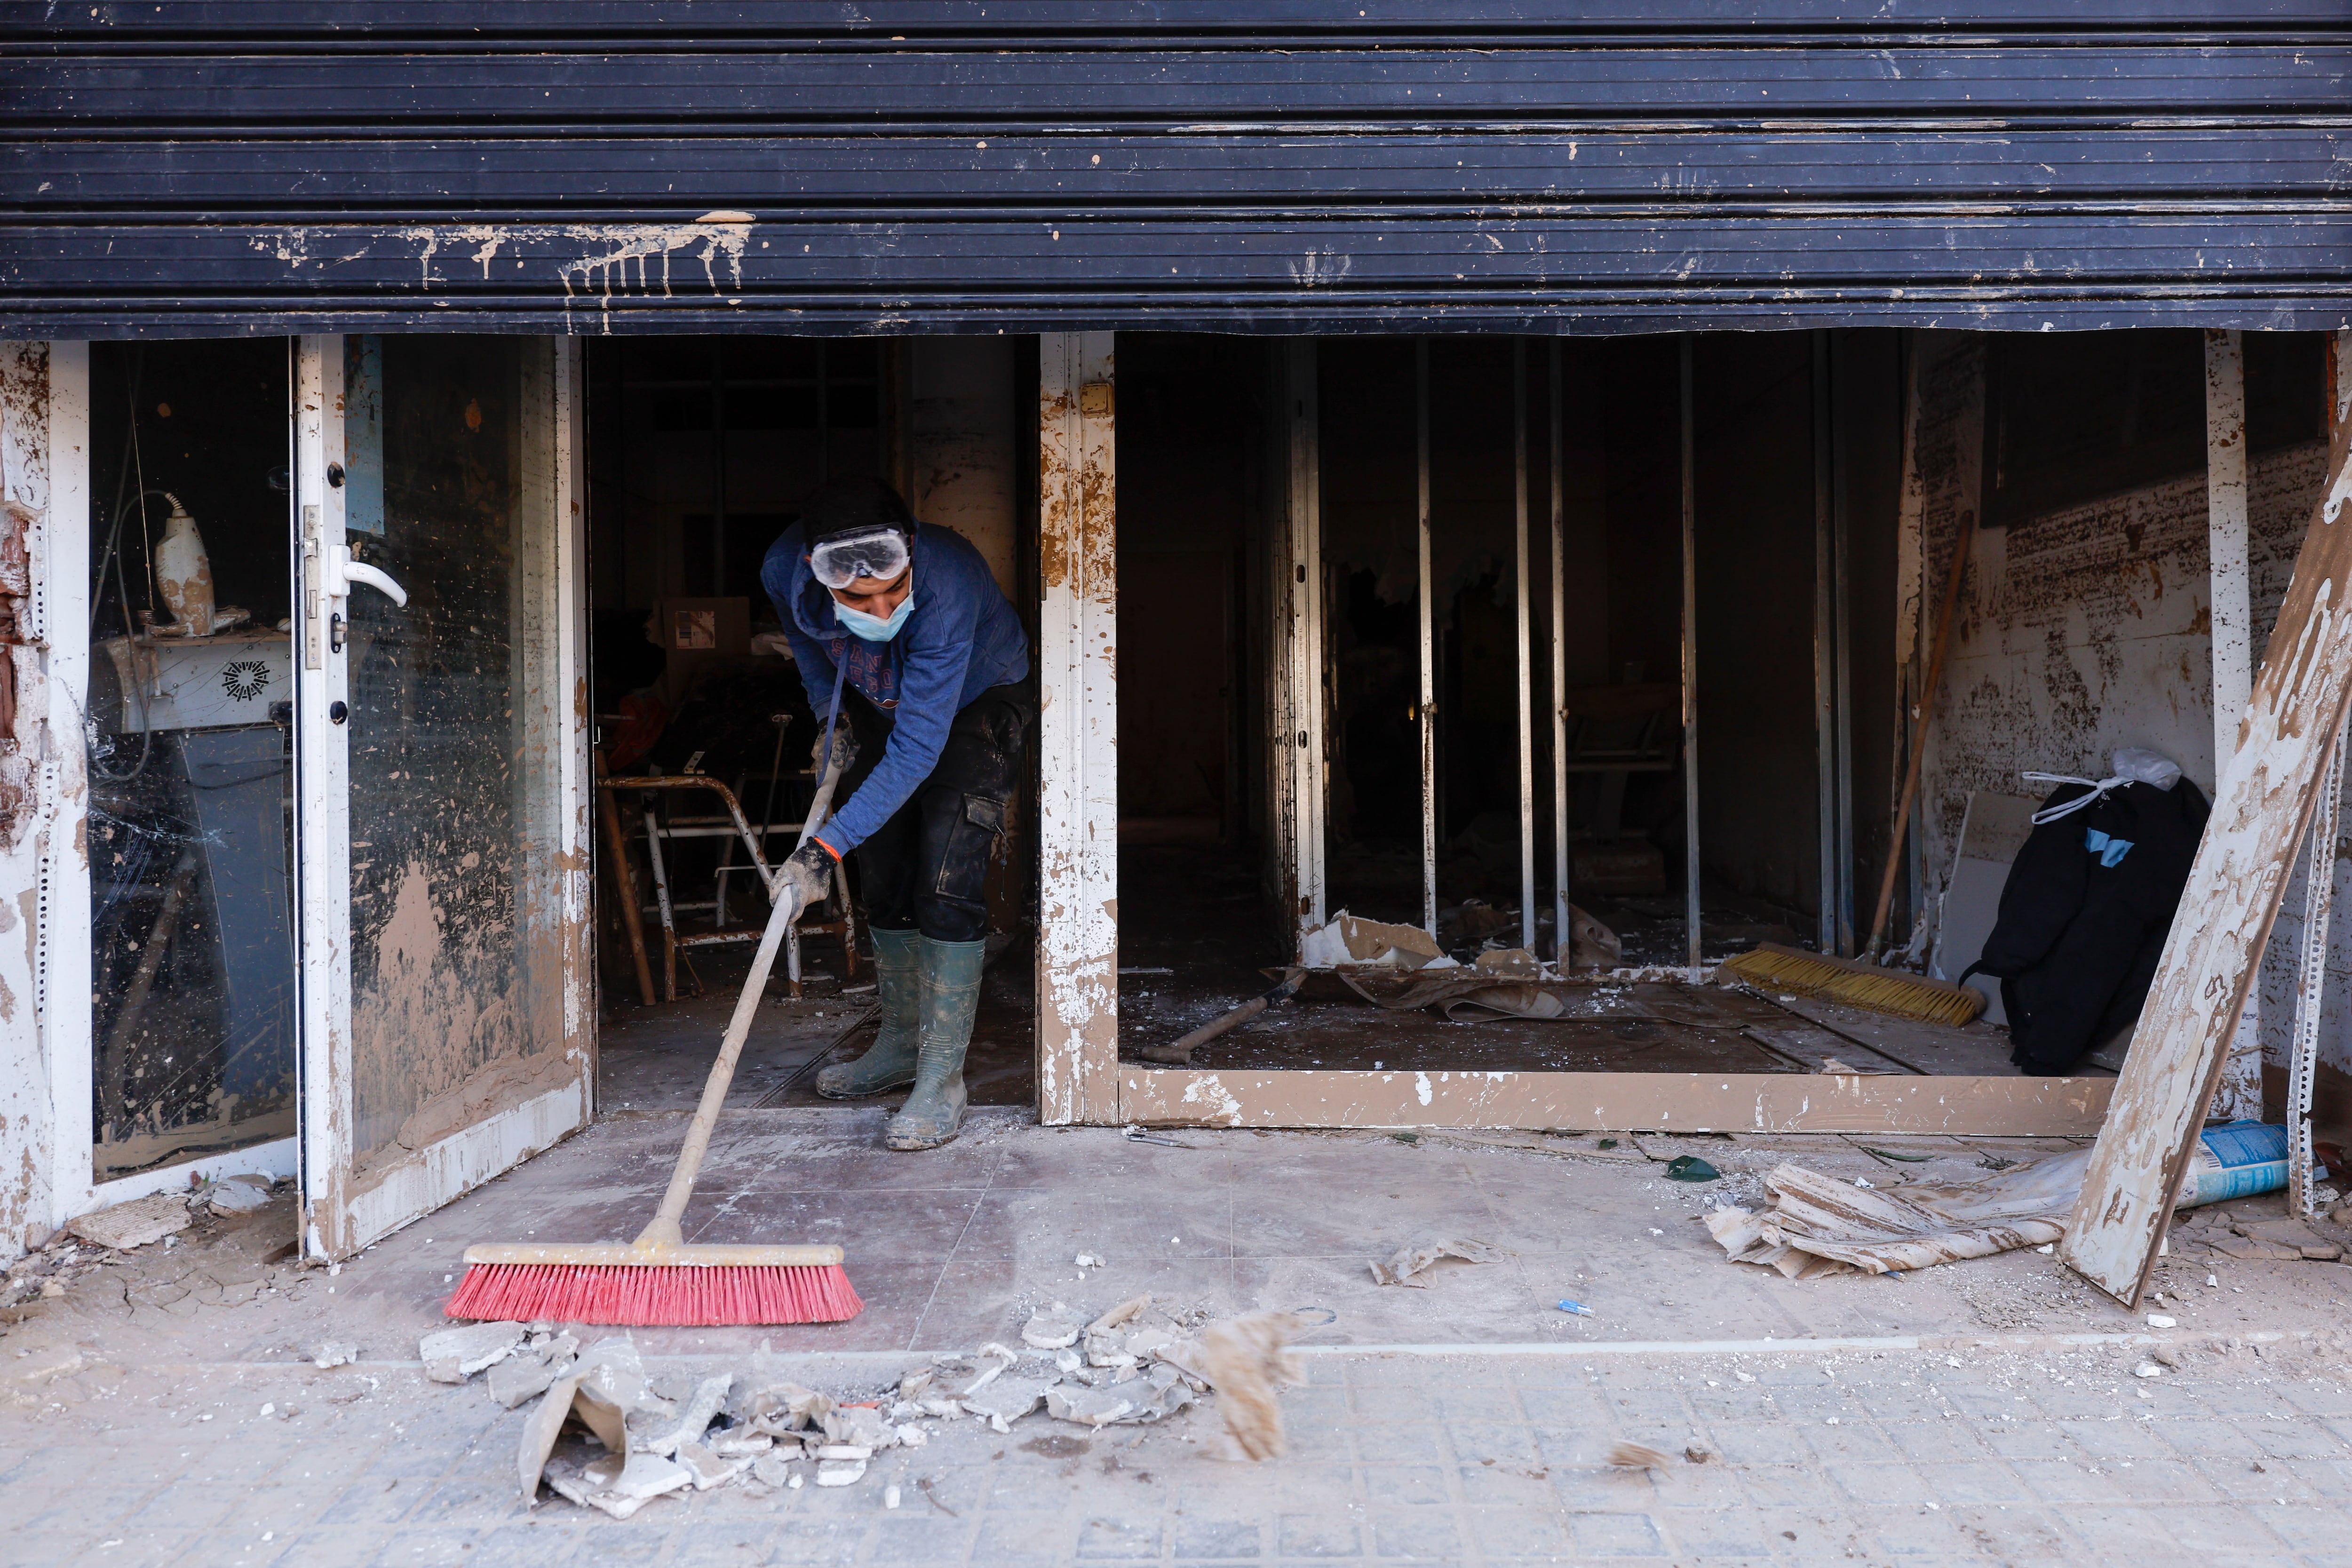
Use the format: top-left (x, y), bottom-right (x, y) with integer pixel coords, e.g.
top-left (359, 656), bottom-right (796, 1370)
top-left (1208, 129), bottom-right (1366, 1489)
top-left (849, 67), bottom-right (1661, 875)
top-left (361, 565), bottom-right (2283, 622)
top-left (810, 715), bottom-right (858, 778)
top-left (776, 839), bottom-right (837, 916)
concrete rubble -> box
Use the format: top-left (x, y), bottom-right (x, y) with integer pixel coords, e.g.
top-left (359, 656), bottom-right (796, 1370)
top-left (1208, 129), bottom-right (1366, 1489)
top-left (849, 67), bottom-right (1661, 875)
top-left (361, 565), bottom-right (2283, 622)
top-left (412, 1291), bottom-right (1290, 1519)
top-left (417, 1319), bottom-right (526, 1383)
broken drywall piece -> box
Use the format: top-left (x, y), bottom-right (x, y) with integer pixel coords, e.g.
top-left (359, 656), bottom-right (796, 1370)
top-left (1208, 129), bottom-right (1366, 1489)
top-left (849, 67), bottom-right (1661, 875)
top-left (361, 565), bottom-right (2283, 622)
top-left (487, 1341), bottom-right (578, 1410)
top-left (1046, 1385), bottom-right (1136, 1428)
top-left (815, 1459), bottom-right (867, 1487)
top-left (1086, 1293), bottom-right (1151, 1336)
top-left (517, 1339), bottom-right (645, 1507)
top-left (310, 1343), bottom-right (359, 1370)
top-left (420, 1320), bottom-right (527, 1384)
top-left (545, 1450), bottom-right (693, 1518)
top-left (1300, 911), bottom-right (1445, 971)
top-left (916, 1345), bottom-right (1016, 1405)
top-left (1022, 1301), bottom-right (1088, 1349)
top-left (638, 1374), bottom-right (733, 1456)
top-left (1369, 1237), bottom-right (1515, 1287)
top-left (69, 1193), bottom-right (194, 1251)
top-left (961, 1376), bottom-right (1056, 1427)
top-left (675, 1441), bottom-right (751, 1491)
top-left (821, 1404), bottom-right (895, 1449)
top-left (202, 1175), bottom-right (274, 1215)
top-left (735, 1378), bottom-right (833, 1434)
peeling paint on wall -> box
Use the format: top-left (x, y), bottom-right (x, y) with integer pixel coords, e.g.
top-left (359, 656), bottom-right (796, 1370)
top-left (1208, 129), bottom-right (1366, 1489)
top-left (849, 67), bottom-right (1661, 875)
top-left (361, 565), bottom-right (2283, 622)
top-left (1035, 333), bottom-right (1120, 1125)
top-left (1914, 332), bottom-right (2337, 1081)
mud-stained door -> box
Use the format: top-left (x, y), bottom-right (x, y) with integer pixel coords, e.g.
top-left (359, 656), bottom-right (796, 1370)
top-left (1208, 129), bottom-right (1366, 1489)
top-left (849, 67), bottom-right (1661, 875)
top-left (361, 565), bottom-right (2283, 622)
top-left (295, 336), bottom-right (590, 1259)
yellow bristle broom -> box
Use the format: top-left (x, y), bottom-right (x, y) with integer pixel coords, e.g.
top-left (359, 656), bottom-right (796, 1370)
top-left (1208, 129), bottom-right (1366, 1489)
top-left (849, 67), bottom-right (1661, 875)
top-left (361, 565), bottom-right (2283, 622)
top-left (1720, 942), bottom-right (1986, 1028)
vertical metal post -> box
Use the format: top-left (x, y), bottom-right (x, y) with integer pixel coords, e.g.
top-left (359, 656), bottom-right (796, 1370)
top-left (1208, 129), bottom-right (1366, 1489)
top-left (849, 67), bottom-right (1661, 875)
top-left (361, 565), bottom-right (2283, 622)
top-left (1417, 338), bottom-right (1438, 937)
top-left (1831, 340), bottom-right (1857, 956)
top-left (2207, 326), bottom-right (2262, 1121)
top-left (1514, 341), bottom-right (1536, 954)
top-left (1812, 330), bottom-right (1837, 954)
top-left (1282, 339), bottom-right (1328, 948)
top-left (2290, 714), bottom-right (2346, 1219)
top-left (1549, 340), bottom-right (1570, 964)
top-left (1680, 335), bottom-right (1702, 978)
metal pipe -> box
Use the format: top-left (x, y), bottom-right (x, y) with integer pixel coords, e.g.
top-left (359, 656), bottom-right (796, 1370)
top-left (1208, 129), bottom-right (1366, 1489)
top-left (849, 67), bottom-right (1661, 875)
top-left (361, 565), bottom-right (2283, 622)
top-left (1549, 340), bottom-right (1570, 965)
top-left (1417, 337), bottom-right (1437, 937)
top-left (1514, 340), bottom-right (1536, 954)
top-left (1812, 330), bottom-right (1836, 954)
top-left (1680, 335), bottom-right (1702, 978)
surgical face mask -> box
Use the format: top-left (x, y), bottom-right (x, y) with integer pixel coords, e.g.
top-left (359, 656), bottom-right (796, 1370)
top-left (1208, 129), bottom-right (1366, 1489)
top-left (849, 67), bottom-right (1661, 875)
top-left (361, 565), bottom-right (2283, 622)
top-left (835, 586), bottom-right (914, 642)
top-left (808, 525), bottom-right (911, 590)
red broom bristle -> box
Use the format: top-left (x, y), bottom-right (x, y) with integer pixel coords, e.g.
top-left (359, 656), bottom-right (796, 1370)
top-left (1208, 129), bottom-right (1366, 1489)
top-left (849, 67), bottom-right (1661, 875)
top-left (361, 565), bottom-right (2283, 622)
top-left (444, 1263), bottom-right (863, 1326)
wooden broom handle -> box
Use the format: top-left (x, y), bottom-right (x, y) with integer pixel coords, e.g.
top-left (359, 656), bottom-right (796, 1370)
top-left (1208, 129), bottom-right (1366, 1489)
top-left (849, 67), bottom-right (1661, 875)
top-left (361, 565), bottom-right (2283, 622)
top-left (635, 746), bottom-right (850, 1252)
top-left (1867, 510), bottom-right (1977, 959)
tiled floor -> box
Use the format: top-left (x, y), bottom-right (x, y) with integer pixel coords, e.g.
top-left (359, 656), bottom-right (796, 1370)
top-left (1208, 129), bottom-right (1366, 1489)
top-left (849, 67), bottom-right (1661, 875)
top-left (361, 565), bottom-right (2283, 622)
top-left (13, 1105), bottom-right (2352, 1564)
top-left (304, 1110), bottom-right (2323, 1362)
top-left (8, 1334), bottom-right (2351, 1565)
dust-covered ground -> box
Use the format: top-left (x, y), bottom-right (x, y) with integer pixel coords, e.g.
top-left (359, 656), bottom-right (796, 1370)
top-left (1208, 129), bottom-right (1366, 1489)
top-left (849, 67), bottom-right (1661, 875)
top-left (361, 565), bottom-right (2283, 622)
top-left (10, 1115), bottom-right (2352, 1565)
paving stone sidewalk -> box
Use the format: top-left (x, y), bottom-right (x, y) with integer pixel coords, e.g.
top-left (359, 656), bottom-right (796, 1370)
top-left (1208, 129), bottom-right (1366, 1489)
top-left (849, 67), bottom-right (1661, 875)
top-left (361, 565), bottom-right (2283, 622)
top-left (7, 1333), bottom-right (2351, 1567)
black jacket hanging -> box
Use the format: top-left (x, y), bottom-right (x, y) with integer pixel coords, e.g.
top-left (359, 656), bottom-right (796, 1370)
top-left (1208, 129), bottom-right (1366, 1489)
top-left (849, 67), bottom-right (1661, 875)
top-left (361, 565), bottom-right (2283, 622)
top-left (1961, 775), bottom-right (2210, 1075)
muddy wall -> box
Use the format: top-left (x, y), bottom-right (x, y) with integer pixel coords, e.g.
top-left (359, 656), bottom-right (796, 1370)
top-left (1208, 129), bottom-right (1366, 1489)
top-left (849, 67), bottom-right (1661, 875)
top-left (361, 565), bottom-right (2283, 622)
top-left (906, 337), bottom-right (1020, 599)
top-left (1913, 331), bottom-right (2337, 1072)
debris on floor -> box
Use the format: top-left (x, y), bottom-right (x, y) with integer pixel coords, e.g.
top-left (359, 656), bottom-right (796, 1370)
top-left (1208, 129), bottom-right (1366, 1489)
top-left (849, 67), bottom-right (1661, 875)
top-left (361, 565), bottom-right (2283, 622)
top-left (419, 1319), bottom-right (527, 1383)
top-left (67, 1192), bottom-right (196, 1251)
top-left (1368, 1236), bottom-right (1516, 1287)
top-left (1606, 1441), bottom-right (1678, 1471)
top-left (424, 1293), bottom-right (1313, 1517)
top-left (1709, 1120), bottom-right (2323, 1279)
top-left (199, 1174), bottom-right (276, 1215)
top-left (1707, 1152), bottom-right (2086, 1277)
top-left (1184, 1307), bottom-right (1317, 1461)
top-left (1300, 910), bottom-right (1451, 971)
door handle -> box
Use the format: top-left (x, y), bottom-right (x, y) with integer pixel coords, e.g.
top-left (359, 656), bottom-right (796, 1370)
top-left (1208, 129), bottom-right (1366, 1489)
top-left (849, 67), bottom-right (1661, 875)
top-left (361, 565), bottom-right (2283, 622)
top-left (324, 544), bottom-right (409, 608)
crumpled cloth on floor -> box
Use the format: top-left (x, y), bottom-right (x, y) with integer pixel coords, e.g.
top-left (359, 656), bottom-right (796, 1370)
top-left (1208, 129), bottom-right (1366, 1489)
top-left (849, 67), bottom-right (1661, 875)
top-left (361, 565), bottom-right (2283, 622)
top-left (1706, 1149), bottom-right (2089, 1277)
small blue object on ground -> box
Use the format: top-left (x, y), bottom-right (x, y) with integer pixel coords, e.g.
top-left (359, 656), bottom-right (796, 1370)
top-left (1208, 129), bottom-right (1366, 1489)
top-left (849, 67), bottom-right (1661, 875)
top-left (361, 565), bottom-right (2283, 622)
top-left (1557, 1299), bottom-right (1595, 1316)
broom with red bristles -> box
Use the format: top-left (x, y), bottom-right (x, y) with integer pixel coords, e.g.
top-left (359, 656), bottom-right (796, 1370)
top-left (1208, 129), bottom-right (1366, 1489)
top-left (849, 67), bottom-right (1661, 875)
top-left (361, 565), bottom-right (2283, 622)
top-left (446, 674), bottom-right (863, 1327)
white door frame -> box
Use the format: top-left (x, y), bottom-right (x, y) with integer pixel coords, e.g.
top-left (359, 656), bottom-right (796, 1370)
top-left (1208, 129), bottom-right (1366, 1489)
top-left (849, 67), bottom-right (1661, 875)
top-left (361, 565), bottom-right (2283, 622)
top-left (26, 342), bottom-right (298, 1233)
top-left (295, 335), bottom-right (592, 1258)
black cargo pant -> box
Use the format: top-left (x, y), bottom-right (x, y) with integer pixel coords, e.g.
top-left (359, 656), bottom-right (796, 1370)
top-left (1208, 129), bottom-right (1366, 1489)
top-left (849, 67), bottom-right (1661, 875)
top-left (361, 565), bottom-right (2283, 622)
top-left (836, 681), bottom-right (1033, 944)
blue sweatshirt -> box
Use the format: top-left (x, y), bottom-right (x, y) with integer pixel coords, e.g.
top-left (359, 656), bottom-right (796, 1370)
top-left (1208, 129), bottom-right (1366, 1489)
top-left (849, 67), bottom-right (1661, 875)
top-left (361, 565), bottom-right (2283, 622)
top-left (762, 520), bottom-right (1030, 858)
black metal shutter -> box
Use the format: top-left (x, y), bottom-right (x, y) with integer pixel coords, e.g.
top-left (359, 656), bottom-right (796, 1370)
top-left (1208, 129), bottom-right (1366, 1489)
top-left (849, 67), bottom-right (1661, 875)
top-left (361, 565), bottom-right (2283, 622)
top-left (6, 2), bottom-right (2349, 335)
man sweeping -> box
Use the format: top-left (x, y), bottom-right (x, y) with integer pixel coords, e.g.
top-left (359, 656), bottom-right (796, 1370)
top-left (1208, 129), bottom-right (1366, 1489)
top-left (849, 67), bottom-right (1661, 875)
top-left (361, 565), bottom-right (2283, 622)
top-left (765, 479), bottom-right (1031, 1150)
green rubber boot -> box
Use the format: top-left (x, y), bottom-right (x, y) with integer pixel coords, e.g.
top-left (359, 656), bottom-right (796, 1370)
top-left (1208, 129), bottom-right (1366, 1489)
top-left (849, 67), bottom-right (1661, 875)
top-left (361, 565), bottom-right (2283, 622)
top-left (885, 935), bottom-right (986, 1150)
top-left (815, 926), bottom-right (922, 1099)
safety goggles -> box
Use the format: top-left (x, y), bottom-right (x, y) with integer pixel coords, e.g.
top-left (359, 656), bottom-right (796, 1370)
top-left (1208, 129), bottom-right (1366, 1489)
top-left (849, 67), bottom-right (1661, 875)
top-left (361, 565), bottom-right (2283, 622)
top-left (807, 524), bottom-right (911, 590)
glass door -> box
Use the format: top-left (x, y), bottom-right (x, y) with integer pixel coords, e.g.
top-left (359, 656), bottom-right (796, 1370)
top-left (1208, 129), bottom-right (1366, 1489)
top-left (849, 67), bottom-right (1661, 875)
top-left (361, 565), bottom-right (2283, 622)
top-left (294, 335), bottom-right (591, 1259)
